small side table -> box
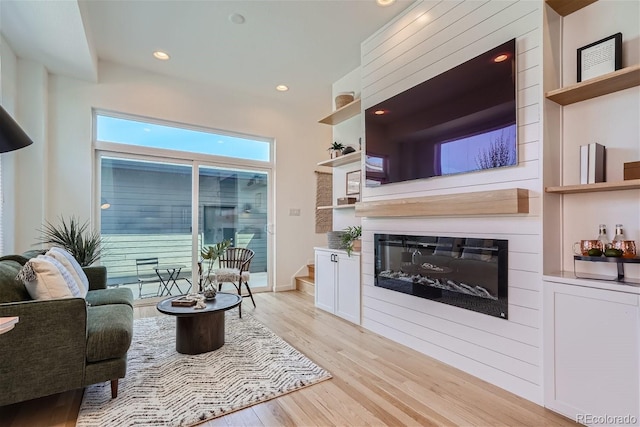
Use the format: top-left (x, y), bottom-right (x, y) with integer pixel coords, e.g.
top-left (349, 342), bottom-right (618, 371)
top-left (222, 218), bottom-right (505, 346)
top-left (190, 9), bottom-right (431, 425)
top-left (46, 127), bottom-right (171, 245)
top-left (0, 316), bottom-right (19, 335)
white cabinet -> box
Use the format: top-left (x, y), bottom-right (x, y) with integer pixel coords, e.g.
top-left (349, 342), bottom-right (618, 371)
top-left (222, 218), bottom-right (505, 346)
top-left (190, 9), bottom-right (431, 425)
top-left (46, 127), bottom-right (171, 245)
top-left (314, 248), bottom-right (360, 324)
top-left (543, 278), bottom-right (640, 425)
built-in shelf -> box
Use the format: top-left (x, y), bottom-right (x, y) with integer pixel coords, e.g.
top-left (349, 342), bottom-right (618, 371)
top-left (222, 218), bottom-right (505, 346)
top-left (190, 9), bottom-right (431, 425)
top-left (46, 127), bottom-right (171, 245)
top-left (318, 98), bottom-right (361, 125)
top-left (573, 255), bottom-right (640, 283)
top-left (355, 188), bottom-right (529, 217)
top-left (317, 204), bottom-right (356, 210)
top-left (545, 65), bottom-right (640, 106)
top-left (545, 179), bottom-right (640, 194)
top-left (316, 151), bottom-right (361, 167)
top-left (545, 0), bottom-right (597, 16)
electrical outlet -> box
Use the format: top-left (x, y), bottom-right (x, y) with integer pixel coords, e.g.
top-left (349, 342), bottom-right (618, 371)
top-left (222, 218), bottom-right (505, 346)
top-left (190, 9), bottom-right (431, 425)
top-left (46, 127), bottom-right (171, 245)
top-left (289, 208), bottom-right (301, 216)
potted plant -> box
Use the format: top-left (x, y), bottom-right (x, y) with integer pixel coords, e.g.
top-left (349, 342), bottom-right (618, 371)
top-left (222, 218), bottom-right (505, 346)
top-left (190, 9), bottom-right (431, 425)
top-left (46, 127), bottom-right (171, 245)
top-left (38, 216), bottom-right (104, 266)
top-left (341, 226), bottom-right (362, 256)
top-left (199, 239), bottom-right (231, 295)
top-left (329, 141), bottom-right (345, 159)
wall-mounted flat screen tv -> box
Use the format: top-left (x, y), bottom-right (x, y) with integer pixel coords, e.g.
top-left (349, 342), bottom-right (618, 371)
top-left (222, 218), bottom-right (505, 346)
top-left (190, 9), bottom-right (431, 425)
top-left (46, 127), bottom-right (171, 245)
top-left (365, 39), bottom-right (517, 187)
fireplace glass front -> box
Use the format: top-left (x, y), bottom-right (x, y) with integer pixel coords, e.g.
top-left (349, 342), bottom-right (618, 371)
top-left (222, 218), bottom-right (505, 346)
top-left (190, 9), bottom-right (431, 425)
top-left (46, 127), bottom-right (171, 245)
top-left (374, 234), bottom-right (508, 319)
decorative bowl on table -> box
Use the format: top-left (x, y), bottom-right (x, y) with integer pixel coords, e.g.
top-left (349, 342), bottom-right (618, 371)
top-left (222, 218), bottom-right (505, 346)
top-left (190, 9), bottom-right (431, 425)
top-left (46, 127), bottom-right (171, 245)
top-left (202, 288), bottom-right (217, 301)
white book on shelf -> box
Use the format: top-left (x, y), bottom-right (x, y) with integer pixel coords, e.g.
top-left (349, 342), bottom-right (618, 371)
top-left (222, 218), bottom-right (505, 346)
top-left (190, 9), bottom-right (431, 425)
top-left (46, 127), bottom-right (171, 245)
top-left (580, 144), bottom-right (589, 184)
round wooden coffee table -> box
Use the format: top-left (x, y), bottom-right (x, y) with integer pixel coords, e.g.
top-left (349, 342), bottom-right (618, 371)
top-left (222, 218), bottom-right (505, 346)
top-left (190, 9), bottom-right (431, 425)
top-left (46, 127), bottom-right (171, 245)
top-left (156, 292), bottom-right (242, 354)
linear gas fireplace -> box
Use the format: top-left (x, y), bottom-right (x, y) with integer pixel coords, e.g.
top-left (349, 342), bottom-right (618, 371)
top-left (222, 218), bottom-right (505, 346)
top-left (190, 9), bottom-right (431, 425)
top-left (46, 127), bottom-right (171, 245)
top-left (375, 234), bottom-right (508, 319)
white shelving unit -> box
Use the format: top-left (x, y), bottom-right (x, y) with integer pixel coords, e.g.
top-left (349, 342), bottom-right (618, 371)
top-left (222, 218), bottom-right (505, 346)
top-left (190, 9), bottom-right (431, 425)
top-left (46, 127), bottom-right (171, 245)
top-left (542, 0), bottom-right (640, 422)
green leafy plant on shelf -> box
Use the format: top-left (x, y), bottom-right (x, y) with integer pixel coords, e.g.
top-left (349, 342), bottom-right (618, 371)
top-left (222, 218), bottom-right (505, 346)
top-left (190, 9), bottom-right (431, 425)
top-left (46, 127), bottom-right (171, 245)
top-left (37, 216), bottom-right (104, 267)
top-left (199, 239), bottom-right (231, 292)
top-left (341, 226), bottom-right (362, 257)
top-left (328, 141), bottom-right (345, 158)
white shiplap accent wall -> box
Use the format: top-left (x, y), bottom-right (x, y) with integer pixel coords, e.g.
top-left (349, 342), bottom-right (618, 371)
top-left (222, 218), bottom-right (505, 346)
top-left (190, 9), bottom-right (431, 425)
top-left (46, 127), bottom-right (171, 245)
top-left (359, 0), bottom-right (543, 403)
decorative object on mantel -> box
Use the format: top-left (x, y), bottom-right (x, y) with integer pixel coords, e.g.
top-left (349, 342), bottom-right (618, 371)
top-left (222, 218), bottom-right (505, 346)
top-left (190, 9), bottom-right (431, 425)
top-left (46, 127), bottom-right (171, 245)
top-left (76, 313), bottom-right (332, 427)
top-left (624, 161), bottom-right (640, 180)
top-left (577, 33), bottom-right (622, 82)
top-left (334, 91), bottom-right (355, 109)
top-left (328, 141), bottom-right (345, 159)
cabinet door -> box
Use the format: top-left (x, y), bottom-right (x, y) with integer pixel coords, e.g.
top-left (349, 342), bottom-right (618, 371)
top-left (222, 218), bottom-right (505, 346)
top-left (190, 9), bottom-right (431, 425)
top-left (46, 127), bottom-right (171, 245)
top-left (315, 250), bottom-right (336, 313)
top-left (544, 281), bottom-right (640, 423)
top-left (335, 253), bottom-right (360, 324)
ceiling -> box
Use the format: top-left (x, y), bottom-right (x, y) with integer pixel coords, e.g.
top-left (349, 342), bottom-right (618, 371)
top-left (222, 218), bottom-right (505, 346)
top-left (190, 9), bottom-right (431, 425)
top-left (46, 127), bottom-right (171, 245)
top-left (1, 0), bottom-right (414, 108)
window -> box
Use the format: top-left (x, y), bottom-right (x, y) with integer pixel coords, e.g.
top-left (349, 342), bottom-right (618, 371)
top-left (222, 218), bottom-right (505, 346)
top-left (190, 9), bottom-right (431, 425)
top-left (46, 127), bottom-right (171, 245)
top-left (95, 112), bottom-right (272, 298)
top-left (96, 114), bottom-right (270, 162)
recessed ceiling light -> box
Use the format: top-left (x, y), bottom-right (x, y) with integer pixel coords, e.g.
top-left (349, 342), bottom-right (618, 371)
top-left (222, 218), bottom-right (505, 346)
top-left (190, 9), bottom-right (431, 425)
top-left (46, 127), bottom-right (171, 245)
top-left (374, 110), bottom-right (386, 115)
top-left (153, 51), bottom-right (170, 60)
top-left (377, 0), bottom-right (395, 6)
top-left (276, 85), bottom-right (289, 92)
top-left (494, 54), bottom-right (509, 63)
top-left (229, 13), bottom-right (245, 24)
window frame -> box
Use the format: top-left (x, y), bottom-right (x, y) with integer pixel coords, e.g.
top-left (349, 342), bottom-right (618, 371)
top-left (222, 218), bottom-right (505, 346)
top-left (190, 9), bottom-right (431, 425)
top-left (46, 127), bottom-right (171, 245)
top-left (92, 110), bottom-right (275, 292)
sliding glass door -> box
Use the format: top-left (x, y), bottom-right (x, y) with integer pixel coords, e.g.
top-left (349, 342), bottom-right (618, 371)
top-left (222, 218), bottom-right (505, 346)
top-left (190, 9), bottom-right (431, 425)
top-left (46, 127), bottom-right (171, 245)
top-left (99, 156), bottom-right (271, 298)
top-left (198, 165), bottom-right (269, 290)
top-left (100, 157), bottom-right (194, 297)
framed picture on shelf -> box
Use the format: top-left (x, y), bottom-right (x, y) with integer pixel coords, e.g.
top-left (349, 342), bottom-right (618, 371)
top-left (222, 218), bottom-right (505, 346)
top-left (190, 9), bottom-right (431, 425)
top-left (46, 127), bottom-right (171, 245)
top-left (346, 170), bottom-right (361, 195)
top-left (577, 33), bottom-right (622, 82)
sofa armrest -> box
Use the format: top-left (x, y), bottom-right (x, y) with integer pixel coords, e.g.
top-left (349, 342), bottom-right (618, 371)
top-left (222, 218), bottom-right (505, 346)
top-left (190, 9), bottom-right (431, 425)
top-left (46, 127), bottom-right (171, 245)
top-left (84, 266), bottom-right (107, 291)
top-left (0, 298), bottom-right (87, 406)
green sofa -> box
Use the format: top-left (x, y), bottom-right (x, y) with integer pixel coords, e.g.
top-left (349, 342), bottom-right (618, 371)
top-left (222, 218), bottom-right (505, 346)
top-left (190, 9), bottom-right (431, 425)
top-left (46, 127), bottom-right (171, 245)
top-left (0, 254), bottom-right (134, 406)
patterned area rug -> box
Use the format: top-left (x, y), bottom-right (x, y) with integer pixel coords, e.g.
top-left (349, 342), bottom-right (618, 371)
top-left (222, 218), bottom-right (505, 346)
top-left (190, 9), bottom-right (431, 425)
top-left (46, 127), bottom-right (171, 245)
top-left (76, 312), bottom-right (332, 427)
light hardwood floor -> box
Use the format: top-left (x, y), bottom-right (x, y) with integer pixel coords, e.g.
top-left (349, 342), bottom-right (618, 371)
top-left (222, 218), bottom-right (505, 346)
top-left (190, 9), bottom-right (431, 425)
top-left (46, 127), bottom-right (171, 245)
top-left (0, 291), bottom-right (577, 427)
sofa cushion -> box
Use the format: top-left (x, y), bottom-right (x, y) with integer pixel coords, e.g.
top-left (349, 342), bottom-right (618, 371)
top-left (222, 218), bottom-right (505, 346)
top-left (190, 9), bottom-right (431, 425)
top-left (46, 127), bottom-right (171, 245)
top-left (0, 258), bottom-right (31, 303)
top-left (86, 288), bottom-right (133, 308)
top-left (86, 304), bottom-right (133, 363)
top-left (47, 248), bottom-right (89, 297)
top-left (17, 257), bottom-right (74, 300)
top-left (38, 255), bottom-right (83, 298)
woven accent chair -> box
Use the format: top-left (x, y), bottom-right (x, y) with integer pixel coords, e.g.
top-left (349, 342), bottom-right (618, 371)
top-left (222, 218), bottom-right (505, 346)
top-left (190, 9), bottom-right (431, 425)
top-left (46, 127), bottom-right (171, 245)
top-left (210, 247), bottom-right (255, 318)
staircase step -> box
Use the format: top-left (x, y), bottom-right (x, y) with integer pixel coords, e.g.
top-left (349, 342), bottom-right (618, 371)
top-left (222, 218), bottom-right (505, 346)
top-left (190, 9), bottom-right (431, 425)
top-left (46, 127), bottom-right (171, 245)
top-left (296, 275), bottom-right (315, 296)
top-left (307, 263), bottom-right (315, 277)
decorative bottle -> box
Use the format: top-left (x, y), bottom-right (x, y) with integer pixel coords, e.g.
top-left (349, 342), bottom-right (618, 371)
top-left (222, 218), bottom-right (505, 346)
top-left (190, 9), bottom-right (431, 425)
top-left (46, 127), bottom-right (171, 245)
top-left (596, 224), bottom-right (609, 250)
top-left (612, 224), bottom-right (626, 251)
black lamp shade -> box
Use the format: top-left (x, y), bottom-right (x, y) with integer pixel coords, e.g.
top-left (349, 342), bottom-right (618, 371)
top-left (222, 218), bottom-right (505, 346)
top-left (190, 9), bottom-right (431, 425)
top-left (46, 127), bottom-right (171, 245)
top-left (0, 105), bottom-right (34, 153)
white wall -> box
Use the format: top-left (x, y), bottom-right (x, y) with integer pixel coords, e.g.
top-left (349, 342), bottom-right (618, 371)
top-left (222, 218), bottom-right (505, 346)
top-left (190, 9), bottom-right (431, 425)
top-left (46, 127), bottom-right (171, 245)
top-left (4, 55), bottom-right (330, 287)
top-left (359, 0), bottom-right (544, 403)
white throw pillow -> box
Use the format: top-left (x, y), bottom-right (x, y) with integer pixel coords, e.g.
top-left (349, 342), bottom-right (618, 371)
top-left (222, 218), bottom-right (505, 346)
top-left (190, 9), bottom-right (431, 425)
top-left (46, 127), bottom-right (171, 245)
top-left (17, 257), bottom-right (75, 300)
top-left (47, 247), bottom-right (88, 297)
top-left (38, 255), bottom-right (83, 297)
